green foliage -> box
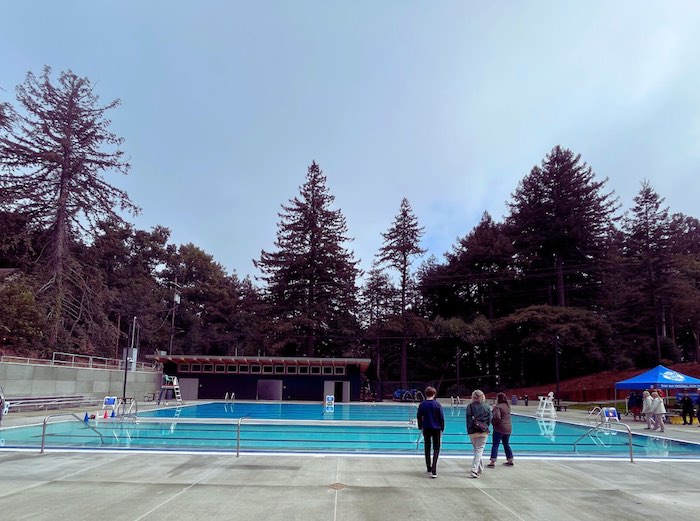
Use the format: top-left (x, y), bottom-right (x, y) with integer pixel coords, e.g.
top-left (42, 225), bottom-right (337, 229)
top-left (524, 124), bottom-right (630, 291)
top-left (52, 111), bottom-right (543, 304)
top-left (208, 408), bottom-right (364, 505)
top-left (494, 305), bottom-right (612, 387)
top-left (375, 197), bottom-right (426, 386)
top-left (0, 275), bottom-right (46, 356)
top-left (2, 68), bottom-right (700, 392)
top-left (255, 162), bottom-right (360, 357)
top-left (506, 145), bottom-right (618, 307)
top-left (0, 67), bottom-right (138, 349)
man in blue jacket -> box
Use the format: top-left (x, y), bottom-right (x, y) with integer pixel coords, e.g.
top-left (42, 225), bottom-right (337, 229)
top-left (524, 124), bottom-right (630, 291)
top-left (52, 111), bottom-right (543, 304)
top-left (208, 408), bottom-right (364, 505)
top-left (417, 386), bottom-right (445, 478)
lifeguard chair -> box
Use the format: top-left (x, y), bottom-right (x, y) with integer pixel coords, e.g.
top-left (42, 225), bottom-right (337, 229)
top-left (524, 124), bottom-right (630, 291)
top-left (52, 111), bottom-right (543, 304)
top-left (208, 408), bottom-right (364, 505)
top-left (158, 375), bottom-right (184, 405)
top-left (535, 392), bottom-right (557, 419)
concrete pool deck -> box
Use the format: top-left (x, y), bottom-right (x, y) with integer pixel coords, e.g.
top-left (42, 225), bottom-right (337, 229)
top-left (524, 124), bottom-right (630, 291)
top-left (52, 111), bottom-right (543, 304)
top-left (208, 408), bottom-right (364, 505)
top-left (1, 403), bottom-right (699, 520)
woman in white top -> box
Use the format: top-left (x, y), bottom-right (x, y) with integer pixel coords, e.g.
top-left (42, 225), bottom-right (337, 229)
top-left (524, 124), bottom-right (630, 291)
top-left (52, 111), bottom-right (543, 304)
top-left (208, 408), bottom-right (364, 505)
top-left (642, 391), bottom-right (654, 430)
top-left (650, 391), bottom-right (666, 432)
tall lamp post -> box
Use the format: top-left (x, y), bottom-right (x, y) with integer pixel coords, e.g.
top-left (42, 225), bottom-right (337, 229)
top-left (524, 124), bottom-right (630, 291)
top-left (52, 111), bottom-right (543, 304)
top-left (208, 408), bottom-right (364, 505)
top-left (168, 279), bottom-right (181, 355)
top-left (456, 347), bottom-right (461, 397)
top-left (555, 334), bottom-right (560, 395)
top-left (122, 316), bottom-right (137, 402)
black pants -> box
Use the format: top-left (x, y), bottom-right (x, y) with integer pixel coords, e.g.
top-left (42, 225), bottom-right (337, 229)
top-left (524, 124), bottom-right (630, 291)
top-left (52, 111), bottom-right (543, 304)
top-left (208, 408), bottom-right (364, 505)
top-left (682, 409), bottom-right (695, 425)
top-left (423, 429), bottom-right (441, 472)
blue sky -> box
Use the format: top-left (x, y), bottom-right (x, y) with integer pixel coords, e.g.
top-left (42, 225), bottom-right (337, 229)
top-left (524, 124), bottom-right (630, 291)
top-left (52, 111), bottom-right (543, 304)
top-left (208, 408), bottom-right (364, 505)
top-left (2, 2), bottom-right (699, 280)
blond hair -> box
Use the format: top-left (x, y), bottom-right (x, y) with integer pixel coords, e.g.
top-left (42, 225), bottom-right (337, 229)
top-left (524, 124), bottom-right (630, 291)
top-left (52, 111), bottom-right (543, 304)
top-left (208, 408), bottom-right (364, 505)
top-left (471, 389), bottom-right (485, 403)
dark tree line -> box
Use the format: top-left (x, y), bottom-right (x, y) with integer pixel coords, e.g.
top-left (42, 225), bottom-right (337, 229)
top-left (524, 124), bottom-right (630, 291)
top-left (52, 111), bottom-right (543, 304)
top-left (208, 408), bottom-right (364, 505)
top-left (2, 68), bottom-right (700, 394)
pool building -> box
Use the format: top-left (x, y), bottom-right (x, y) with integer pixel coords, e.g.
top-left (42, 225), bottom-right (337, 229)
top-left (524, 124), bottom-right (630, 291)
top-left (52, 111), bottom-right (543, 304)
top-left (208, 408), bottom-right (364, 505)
top-left (149, 355), bottom-right (371, 402)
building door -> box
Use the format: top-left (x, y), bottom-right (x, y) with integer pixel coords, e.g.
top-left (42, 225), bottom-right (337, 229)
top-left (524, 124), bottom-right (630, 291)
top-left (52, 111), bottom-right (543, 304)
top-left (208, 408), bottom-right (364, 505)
top-left (178, 378), bottom-right (199, 400)
top-left (324, 381), bottom-right (351, 402)
top-left (257, 379), bottom-right (283, 400)
top-left (334, 381), bottom-right (344, 402)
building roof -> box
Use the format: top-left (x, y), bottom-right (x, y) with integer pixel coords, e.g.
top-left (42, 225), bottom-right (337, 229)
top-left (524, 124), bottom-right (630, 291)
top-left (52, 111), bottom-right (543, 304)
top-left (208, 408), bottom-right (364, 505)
top-left (148, 354), bottom-right (371, 372)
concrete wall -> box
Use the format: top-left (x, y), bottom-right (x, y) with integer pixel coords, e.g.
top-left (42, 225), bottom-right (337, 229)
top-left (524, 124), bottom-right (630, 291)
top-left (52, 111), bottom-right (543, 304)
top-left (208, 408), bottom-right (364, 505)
top-left (0, 361), bottom-right (162, 400)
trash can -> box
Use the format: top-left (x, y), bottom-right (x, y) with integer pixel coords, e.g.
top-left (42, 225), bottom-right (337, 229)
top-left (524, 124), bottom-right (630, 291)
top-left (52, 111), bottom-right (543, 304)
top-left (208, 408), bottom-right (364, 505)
top-left (511, 395), bottom-right (518, 406)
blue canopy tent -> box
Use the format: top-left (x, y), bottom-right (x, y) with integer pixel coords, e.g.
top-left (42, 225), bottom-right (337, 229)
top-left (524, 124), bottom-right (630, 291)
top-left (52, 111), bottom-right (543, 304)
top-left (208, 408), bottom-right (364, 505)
top-left (615, 365), bottom-right (700, 390)
top-left (615, 365), bottom-right (700, 410)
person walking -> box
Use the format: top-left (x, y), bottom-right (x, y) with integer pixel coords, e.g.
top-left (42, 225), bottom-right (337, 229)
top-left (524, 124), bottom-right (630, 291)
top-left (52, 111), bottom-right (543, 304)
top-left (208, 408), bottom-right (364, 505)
top-left (680, 393), bottom-right (695, 425)
top-left (466, 389), bottom-right (492, 479)
top-left (650, 391), bottom-right (666, 433)
top-left (487, 392), bottom-right (514, 468)
top-left (416, 386), bottom-right (445, 478)
top-left (642, 390), bottom-right (654, 430)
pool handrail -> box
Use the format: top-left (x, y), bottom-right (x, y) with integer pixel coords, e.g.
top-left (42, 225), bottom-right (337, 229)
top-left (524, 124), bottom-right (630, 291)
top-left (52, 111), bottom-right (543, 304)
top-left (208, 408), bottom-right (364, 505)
top-left (587, 406), bottom-right (602, 422)
top-left (117, 398), bottom-right (138, 419)
top-left (116, 416), bottom-right (416, 456)
top-left (572, 419), bottom-right (635, 463)
top-left (41, 412), bottom-right (105, 453)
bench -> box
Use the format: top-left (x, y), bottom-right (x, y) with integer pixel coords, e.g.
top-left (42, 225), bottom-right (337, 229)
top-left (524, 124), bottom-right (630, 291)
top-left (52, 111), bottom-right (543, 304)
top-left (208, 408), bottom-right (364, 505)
top-left (5, 394), bottom-right (98, 412)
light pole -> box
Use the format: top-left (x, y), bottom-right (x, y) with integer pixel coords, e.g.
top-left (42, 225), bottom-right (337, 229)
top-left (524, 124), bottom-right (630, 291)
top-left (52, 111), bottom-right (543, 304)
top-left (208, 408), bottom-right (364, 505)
top-left (122, 316), bottom-right (137, 402)
top-left (168, 278), bottom-right (182, 355)
top-left (456, 347), bottom-right (461, 397)
top-left (555, 334), bottom-right (560, 395)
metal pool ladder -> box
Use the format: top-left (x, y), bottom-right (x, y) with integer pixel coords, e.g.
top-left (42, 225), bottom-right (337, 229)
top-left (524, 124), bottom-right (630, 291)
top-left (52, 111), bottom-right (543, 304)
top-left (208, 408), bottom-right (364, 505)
top-left (573, 406), bottom-right (634, 463)
top-left (40, 412), bottom-right (105, 453)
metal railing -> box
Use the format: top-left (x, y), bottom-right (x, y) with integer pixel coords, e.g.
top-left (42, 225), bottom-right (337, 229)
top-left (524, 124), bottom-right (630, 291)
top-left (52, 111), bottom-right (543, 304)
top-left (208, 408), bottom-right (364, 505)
top-left (117, 398), bottom-right (138, 419)
top-left (104, 416), bottom-right (417, 457)
top-left (573, 420), bottom-right (635, 463)
top-left (41, 412), bottom-right (105, 453)
top-left (1, 352), bottom-right (157, 372)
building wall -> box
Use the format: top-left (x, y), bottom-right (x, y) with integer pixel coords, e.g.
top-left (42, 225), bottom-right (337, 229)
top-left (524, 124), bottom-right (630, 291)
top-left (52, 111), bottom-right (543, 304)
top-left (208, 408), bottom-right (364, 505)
top-left (164, 362), bottom-right (364, 401)
top-left (0, 361), bottom-right (161, 400)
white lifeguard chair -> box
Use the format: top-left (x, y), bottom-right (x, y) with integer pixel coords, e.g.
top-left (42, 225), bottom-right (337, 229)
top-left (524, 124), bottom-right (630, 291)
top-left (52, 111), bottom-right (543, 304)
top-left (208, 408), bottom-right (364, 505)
top-left (536, 418), bottom-right (557, 441)
top-left (158, 375), bottom-right (184, 405)
top-left (535, 392), bottom-right (557, 419)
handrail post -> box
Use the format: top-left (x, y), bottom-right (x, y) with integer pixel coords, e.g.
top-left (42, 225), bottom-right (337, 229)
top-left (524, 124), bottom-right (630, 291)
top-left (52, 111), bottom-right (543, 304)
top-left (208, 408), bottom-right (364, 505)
top-left (236, 416), bottom-right (245, 457)
top-left (41, 412), bottom-right (105, 454)
top-left (573, 420), bottom-right (635, 463)
top-left (624, 424), bottom-right (635, 463)
top-left (40, 419), bottom-right (48, 453)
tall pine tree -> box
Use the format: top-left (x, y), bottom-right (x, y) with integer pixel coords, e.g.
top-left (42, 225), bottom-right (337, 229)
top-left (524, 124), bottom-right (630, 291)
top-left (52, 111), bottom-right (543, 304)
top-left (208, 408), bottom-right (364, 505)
top-left (255, 162), bottom-right (360, 357)
top-left (0, 67), bottom-right (138, 349)
top-left (376, 198), bottom-right (425, 387)
top-left (623, 181), bottom-right (674, 363)
top-left (507, 146), bottom-right (618, 308)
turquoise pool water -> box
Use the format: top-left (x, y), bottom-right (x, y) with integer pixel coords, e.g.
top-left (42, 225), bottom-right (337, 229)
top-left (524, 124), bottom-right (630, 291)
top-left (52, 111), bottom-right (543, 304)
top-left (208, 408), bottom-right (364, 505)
top-left (1, 402), bottom-right (699, 458)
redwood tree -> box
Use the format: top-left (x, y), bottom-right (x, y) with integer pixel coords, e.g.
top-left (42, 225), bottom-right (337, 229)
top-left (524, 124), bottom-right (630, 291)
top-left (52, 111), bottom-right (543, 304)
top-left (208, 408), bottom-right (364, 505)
top-left (0, 67), bottom-right (138, 348)
top-left (376, 198), bottom-right (425, 387)
top-left (507, 146), bottom-right (618, 308)
top-left (255, 161), bottom-right (360, 357)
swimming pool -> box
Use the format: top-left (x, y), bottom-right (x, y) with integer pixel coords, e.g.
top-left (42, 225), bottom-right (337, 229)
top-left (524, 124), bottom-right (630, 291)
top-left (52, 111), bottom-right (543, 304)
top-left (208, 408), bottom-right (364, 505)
top-left (1, 402), bottom-right (699, 458)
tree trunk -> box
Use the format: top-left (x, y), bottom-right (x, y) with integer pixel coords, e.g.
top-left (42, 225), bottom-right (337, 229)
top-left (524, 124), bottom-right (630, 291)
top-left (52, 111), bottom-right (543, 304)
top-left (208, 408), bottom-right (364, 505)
top-left (555, 254), bottom-right (566, 307)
